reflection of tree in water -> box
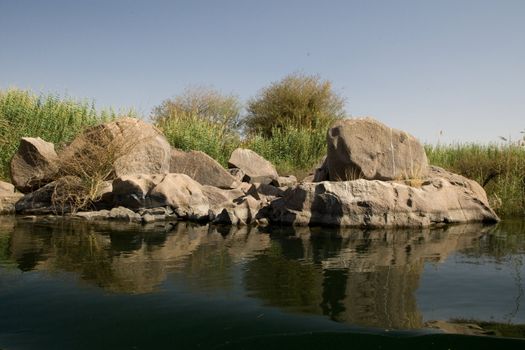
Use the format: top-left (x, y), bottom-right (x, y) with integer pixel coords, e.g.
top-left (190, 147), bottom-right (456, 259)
top-left (245, 224), bottom-right (496, 329)
top-left (3, 217), bottom-right (521, 330)
top-left (244, 241), bottom-right (323, 314)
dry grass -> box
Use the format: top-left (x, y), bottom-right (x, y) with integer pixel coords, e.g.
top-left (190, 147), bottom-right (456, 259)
top-left (52, 120), bottom-right (145, 212)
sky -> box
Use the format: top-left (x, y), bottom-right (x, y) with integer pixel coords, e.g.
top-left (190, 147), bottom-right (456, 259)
top-left (1, 0), bottom-right (524, 144)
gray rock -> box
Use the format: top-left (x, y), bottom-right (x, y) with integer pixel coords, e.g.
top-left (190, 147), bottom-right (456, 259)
top-left (0, 181), bottom-right (15, 194)
top-left (61, 117), bottom-right (171, 179)
top-left (108, 207), bottom-right (142, 222)
top-left (14, 176), bottom-right (82, 214)
top-left (10, 137), bottom-right (59, 192)
top-left (138, 207), bottom-right (173, 216)
top-left (246, 183), bottom-right (286, 205)
top-left (141, 213), bottom-right (157, 223)
top-left (0, 192), bottom-right (23, 215)
top-left (275, 175), bottom-right (297, 187)
top-left (313, 156), bottom-right (329, 182)
top-left (326, 118), bottom-right (428, 181)
top-left (112, 173), bottom-right (210, 221)
top-left (214, 196), bottom-right (262, 225)
top-left (170, 149), bottom-right (239, 189)
top-left (73, 210), bottom-right (111, 220)
top-left (202, 185), bottom-right (244, 206)
top-left (228, 148), bottom-right (278, 184)
top-left (268, 174), bottom-right (499, 227)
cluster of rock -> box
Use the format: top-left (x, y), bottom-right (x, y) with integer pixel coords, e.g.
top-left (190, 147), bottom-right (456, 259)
top-left (1, 117), bottom-right (499, 227)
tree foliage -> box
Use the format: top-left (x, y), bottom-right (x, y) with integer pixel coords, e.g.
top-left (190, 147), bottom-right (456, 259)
top-left (245, 73), bottom-right (346, 137)
top-left (152, 86), bottom-right (242, 132)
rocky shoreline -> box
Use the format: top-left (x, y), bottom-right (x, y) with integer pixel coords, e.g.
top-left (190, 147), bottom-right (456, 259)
top-left (0, 117), bottom-right (499, 227)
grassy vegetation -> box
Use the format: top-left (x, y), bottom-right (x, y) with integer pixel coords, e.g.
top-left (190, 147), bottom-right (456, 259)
top-left (245, 125), bottom-right (326, 177)
top-left (1, 87), bottom-right (524, 218)
top-left (426, 143), bottom-right (525, 217)
top-left (0, 89), bottom-right (123, 180)
top-left (156, 110), bottom-right (240, 167)
top-left (157, 115), bottom-right (326, 175)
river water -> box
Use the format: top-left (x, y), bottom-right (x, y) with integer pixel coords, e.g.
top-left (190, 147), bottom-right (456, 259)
top-left (0, 217), bottom-right (524, 349)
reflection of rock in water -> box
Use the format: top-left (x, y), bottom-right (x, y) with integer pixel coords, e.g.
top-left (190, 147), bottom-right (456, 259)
top-left (4, 219), bottom-right (270, 294)
top-left (2, 217), bottom-right (499, 330)
top-left (245, 224), bottom-right (495, 330)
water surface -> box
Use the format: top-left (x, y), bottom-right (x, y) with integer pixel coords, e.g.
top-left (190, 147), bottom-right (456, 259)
top-left (0, 218), bottom-right (524, 349)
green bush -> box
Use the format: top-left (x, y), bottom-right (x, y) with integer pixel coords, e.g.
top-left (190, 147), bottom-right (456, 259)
top-left (0, 89), bottom-right (121, 180)
top-left (245, 73), bottom-right (346, 137)
top-left (153, 86), bottom-right (242, 132)
top-left (153, 87), bottom-right (243, 166)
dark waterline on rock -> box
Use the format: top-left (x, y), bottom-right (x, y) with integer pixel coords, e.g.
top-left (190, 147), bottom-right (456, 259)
top-left (0, 218), bottom-right (524, 349)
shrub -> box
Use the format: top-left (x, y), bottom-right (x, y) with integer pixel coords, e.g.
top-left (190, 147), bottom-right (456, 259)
top-left (153, 87), bottom-right (242, 166)
top-left (153, 86), bottom-right (242, 132)
top-left (53, 122), bottom-right (144, 212)
top-left (245, 73), bottom-right (346, 137)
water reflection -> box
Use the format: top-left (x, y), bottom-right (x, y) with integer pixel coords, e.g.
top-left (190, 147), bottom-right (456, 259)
top-left (245, 225), bottom-right (498, 329)
top-left (1, 217), bottom-right (523, 331)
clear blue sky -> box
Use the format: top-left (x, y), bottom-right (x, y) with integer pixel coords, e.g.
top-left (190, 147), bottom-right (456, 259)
top-left (1, 0), bottom-right (524, 143)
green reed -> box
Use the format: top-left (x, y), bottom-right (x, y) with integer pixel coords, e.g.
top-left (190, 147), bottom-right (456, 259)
top-left (426, 143), bottom-right (525, 217)
top-left (0, 89), bottom-right (124, 180)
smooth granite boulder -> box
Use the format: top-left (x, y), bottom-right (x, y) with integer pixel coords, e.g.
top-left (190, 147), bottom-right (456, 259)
top-left (170, 149), bottom-right (239, 189)
top-left (112, 173), bottom-right (209, 220)
top-left (62, 117), bottom-right (171, 178)
top-left (326, 118), bottom-right (428, 181)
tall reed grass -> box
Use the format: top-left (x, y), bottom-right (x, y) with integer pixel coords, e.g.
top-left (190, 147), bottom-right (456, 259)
top-left (244, 126), bottom-right (326, 177)
top-left (155, 111), bottom-right (241, 166)
top-left (426, 143), bottom-right (525, 217)
top-left (0, 89), bottom-right (123, 180)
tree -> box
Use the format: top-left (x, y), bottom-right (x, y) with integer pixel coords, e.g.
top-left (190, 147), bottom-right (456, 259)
top-left (152, 86), bottom-right (242, 132)
top-left (245, 73), bottom-right (346, 137)
top-left (151, 87), bottom-right (242, 165)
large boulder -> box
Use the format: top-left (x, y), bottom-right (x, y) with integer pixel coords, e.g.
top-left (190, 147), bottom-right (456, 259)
top-left (10, 137), bottom-right (59, 192)
top-left (228, 148), bottom-right (279, 184)
top-left (326, 118), bottom-right (428, 181)
top-left (61, 117), bottom-right (171, 178)
top-left (112, 173), bottom-right (209, 220)
top-left (214, 196), bottom-right (262, 225)
top-left (201, 185), bottom-right (244, 208)
top-left (268, 171), bottom-right (499, 227)
top-left (170, 149), bottom-right (239, 189)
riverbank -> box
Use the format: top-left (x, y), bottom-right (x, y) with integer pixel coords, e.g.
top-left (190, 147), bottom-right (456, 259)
top-left (1, 89), bottom-right (523, 217)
